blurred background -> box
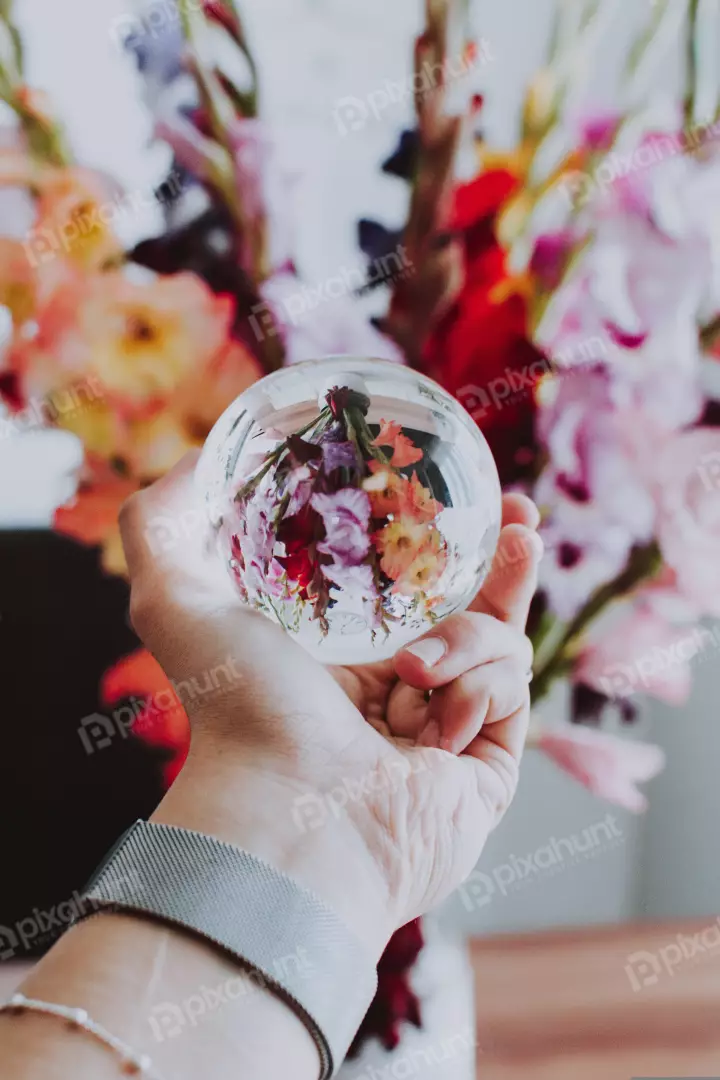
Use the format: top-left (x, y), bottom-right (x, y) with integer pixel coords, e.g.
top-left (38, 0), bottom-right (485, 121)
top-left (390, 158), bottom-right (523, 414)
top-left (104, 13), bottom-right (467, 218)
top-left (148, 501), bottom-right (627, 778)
top-left (2, 1), bottom-right (720, 1076)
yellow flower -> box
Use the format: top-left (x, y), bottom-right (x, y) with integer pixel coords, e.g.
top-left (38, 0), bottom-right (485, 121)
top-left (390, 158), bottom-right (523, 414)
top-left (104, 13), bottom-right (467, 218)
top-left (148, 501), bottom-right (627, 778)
top-left (393, 541), bottom-right (447, 596)
top-left (376, 516), bottom-right (437, 581)
top-left (0, 237), bottom-right (36, 323)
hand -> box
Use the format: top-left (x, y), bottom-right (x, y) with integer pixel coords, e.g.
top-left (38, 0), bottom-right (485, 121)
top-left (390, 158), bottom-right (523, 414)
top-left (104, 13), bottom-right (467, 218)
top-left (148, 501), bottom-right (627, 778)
top-left (120, 453), bottom-right (541, 957)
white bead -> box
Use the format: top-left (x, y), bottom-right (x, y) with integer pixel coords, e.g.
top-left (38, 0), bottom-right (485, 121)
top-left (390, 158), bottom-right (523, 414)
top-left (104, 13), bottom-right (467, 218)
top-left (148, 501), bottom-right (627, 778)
top-left (72, 1008), bottom-right (89, 1025)
top-left (9, 993), bottom-right (25, 1006)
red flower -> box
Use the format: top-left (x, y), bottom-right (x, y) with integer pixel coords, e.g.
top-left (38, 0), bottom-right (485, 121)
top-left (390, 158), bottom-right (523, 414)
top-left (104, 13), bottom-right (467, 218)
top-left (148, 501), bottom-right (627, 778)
top-left (350, 918), bottom-right (424, 1054)
top-left (422, 170), bottom-right (543, 485)
top-left (277, 502), bottom-right (319, 599)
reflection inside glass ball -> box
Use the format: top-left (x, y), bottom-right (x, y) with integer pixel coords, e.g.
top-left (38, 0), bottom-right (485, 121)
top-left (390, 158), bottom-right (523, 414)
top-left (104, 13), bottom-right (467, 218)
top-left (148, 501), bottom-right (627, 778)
top-left (197, 357), bottom-right (502, 665)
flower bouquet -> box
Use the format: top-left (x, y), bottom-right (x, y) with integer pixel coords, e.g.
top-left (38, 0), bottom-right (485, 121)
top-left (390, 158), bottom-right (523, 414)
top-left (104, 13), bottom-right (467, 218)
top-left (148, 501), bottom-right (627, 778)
top-left (2, 0), bottom-right (720, 1065)
top-left (200, 357), bottom-right (501, 663)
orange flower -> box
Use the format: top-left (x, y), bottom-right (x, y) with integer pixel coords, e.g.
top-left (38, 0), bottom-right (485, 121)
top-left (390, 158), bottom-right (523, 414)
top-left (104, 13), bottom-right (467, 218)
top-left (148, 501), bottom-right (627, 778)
top-left (31, 166), bottom-right (124, 271)
top-left (28, 270), bottom-right (236, 416)
top-left (405, 473), bottom-right (442, 523)
top-left (363, 461), bottom-right (441, 524)
top-left (376, 516), bottom-right (436, 580)
top-left (363, 463), bottom-right (409, 518)
top-left (54, 472), bottom-right (138, 576)
top-left (373, 418), bottom-right (423, 467)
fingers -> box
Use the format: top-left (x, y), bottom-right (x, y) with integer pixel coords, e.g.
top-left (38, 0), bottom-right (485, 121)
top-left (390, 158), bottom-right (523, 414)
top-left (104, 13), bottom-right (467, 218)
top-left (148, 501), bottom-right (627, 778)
top-left (416, 655), bottom-right (531, 753)
top-left (394, 612), bottom-right (533, 692)
top-left (501, 492), bottom-right (540, 530)
top-left (470, 521), bottom-right (543, 628)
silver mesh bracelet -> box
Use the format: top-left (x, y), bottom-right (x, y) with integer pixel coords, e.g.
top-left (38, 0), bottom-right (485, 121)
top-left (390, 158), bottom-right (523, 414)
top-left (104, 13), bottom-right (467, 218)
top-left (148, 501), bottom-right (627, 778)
top-left (75, 820), bottom-right (378, 1079)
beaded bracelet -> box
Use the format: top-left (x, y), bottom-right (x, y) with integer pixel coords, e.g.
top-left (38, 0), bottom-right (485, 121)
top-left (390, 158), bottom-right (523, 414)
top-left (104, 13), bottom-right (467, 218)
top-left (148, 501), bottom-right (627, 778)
top-left (0, 992), bottom-right (167, 1078)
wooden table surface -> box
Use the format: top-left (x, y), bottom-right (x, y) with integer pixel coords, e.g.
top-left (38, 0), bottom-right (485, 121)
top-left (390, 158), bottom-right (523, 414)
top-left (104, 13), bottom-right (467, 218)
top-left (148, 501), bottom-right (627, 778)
top-left (471, 919), bottom-right (720, 1079)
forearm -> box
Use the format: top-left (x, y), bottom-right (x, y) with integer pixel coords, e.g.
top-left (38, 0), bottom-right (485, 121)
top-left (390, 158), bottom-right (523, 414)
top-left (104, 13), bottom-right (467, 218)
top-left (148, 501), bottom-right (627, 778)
top-left (0, 743), bottom-right (395, 1080)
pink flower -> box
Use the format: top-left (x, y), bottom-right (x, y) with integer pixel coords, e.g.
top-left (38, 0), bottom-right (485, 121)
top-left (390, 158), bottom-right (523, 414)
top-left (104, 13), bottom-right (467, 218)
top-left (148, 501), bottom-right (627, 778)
top-left (535, 367), bottom-right (665, 618)
top-left (531, 724), bottom-right (665, 812)
top-left (651, 428), bottom-right (720, 616)
top-left (312, 487), bottom-right (371, 564)
top-left (575, 605), bottom-right (700, 706)
top-left (260, 270), bottom-right (403, 365)
top-left (284, 464), bottom-right (316, 517)
top-left (577, 109), bottom-right (621, 151)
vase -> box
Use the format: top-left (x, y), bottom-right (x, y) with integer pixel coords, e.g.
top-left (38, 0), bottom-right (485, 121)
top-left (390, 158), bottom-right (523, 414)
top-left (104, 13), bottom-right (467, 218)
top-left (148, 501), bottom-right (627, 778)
top-left (338, 925), bottom-right (476, 1080)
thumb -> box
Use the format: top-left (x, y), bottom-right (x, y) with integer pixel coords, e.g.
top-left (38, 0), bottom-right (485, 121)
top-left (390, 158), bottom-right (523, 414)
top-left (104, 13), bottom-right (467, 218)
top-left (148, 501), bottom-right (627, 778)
top-left (470, 522), bottom-right (543, 629)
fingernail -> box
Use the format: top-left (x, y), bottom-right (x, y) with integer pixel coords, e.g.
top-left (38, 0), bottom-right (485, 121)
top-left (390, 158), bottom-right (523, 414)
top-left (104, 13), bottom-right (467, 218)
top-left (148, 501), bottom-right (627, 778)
top-left (529, 530), bottom-right (544, 557)
top-left (404, 636), bottom-right (447, 668)
top-left (416, 718), bottom-right (441, 749)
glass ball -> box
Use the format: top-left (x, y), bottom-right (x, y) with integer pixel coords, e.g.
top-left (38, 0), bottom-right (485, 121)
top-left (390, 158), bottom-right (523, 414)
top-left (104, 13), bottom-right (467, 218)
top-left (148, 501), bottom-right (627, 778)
top-left (196, 357), bottom-right (502, 665)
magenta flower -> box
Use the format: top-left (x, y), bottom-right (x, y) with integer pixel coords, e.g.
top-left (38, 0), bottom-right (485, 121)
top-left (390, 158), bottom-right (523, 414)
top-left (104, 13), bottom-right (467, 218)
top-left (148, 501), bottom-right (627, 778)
top-left (312, 488), bottom-right (371, 564)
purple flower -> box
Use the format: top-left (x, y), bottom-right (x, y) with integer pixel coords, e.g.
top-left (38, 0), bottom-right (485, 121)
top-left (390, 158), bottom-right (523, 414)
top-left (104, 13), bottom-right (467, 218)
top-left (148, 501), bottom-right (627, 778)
top-left (322, 441), bottom-right (359, 474)
top-left (283, 465), bottom-right (316, 517)
top-left (312, 488), bottom-right (371, 564)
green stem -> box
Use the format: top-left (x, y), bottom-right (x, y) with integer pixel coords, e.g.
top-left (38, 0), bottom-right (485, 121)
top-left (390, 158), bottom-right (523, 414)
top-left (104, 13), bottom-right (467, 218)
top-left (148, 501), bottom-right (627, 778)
top-left (686, 0), bottom-right (701, 125)
top-left (530, 542), bottom-right (662, 705)
top-left (234, 407), bottom-right (332, 501)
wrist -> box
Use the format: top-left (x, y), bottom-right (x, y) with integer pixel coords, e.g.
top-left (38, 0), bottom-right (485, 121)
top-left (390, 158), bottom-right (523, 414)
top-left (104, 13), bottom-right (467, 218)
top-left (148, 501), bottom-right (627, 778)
top-left (151, 739), bottom-right (400, 962)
